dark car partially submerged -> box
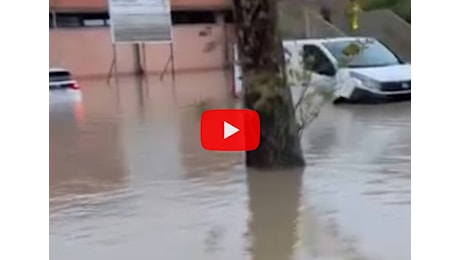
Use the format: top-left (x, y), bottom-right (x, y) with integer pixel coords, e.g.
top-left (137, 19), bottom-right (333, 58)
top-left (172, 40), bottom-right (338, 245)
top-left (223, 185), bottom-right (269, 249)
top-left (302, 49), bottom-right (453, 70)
top-left (49, 68), bottom-right (79, 90)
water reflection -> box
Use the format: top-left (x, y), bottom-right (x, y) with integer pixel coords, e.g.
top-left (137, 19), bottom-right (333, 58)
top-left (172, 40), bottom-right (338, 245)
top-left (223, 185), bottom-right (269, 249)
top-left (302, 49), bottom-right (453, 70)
top-left (173, 70), bottom-right (230, 107)
top-left (246, 169), bottom-right (303, 260)
top-left (302, 102), bottom-right (411, 260)
top-left (303, 103), bottom-right (410, 168)
top-left (49, 88), bottom-right (126, 216)
top-left (164, 70), bottom-right (244, 182)
top-left (178, 104), bottom-right (243, 181)
top-left (134, 75), bottom-right (147, 121)
top-left (50, 72), bottom-right (410, 260)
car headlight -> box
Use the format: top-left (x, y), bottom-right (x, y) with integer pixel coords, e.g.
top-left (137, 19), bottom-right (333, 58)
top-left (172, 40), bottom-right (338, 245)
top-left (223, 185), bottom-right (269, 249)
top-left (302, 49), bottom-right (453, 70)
top-left (350, 73), bottom-right (380, 89)
top-left (359, 78), bottom-right (380, 89)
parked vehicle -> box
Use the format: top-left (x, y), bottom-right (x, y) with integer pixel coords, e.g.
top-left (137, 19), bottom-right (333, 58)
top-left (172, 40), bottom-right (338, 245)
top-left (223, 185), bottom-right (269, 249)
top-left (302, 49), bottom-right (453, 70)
top-left (49, 68), bottom-right (79, 90)
top-left (233, 37), bottom-right (411, 103)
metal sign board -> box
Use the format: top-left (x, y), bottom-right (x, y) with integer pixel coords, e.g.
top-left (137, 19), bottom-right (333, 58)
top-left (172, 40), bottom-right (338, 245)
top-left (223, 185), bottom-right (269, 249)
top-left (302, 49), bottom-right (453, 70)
top-left (108, 0), bottom-right (172, 43)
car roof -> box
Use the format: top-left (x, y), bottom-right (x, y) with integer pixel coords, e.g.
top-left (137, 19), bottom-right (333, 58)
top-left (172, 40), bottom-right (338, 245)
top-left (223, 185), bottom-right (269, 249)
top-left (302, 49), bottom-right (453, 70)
top-left (49, 67), bottom-right (70, 73)
top-left (283, 37), bottom-right (375, 47)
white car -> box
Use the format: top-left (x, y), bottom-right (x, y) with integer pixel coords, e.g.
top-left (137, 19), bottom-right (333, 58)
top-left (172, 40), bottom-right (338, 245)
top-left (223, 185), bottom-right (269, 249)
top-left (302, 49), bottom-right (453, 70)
top-left (49, 67), bottom-right (80, 90)
top-left (233, 37), bottom-right (411, 103)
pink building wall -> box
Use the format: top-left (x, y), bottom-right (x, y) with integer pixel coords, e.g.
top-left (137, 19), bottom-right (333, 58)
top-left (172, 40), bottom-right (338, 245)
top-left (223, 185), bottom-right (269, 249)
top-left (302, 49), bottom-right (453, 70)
top-left (50, 0), bottom-right (231, 10)
top-left (50, 24), bottom-right (236, 78)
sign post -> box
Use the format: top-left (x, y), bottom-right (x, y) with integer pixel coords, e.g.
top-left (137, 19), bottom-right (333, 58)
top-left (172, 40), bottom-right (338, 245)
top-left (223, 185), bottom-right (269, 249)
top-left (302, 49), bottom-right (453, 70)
top-left (106, 0), bottom-right (175, 83)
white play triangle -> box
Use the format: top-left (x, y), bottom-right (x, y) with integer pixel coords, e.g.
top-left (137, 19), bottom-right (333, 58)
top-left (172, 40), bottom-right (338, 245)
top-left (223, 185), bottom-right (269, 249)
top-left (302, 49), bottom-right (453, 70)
top-left (224, 121), bottom-right (239, 139)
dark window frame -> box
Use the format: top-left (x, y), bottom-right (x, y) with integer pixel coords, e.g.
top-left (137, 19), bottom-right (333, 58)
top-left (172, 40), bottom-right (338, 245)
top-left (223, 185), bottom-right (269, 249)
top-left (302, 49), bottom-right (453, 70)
top-left (49, 10), bottom-right (230, 29)
top-left (171, 10), bottom-right (216, 24)
top-left (50, 12), bottom-right (110, 28)
top-left (223, 10), bottom-right (234, 23)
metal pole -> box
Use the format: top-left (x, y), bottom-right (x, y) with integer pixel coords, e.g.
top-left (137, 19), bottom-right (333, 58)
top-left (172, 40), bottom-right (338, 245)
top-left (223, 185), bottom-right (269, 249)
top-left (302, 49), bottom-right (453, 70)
top-left (106, 45), bottom-right (118, 84)
top-left (170, 42), bottom-right (176, 85)
top-left (141, 43), bottom-right (149, 91)
top-left (159, 56), bottom-right (171, 81)
top-left (142, 43), bottom-right (147, 74)
top-left (133, 43), bottom-right (144, 76)
top-left (112, 44), bottom-right (119, 85)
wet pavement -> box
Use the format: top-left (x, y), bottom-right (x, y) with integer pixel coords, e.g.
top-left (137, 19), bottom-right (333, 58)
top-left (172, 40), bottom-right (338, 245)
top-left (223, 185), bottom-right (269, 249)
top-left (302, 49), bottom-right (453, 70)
top-left (50, 71), bottom-right (410, 260)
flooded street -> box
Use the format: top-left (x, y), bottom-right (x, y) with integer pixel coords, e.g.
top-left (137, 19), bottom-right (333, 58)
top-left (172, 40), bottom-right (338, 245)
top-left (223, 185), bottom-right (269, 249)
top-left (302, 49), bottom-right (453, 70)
top-left (50, 71), bottom-right (410, 260)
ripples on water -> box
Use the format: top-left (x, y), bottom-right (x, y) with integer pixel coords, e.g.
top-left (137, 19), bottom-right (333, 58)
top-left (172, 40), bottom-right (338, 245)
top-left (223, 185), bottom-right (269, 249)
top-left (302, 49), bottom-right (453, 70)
top-left (301, 103), bottom-right (410, 260)
top-left (50, 72), bottom-right (410, 260)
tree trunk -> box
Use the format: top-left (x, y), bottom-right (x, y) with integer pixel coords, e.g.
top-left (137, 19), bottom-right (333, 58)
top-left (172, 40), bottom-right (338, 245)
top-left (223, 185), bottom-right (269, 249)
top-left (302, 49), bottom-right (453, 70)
top-left (233, 0), bottom-right (305, 168)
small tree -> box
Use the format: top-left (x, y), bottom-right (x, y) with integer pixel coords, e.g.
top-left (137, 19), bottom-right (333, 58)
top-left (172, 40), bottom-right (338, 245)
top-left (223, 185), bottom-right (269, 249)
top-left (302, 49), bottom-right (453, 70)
top-left (232, 0), bottom-right (367, 169)
top-left (292, 38), bottom-right (373, 137)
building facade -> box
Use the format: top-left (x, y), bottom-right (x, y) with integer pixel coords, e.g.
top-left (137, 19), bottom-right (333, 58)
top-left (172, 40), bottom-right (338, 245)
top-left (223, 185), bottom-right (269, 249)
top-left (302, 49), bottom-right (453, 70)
top-left (49, 0), bottom-right (235, 78)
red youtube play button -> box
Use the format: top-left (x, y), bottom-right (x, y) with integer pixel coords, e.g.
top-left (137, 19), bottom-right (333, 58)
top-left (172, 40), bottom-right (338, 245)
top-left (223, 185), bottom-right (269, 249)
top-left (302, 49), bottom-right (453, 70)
top-left (200, 109), bottom-right (260, 151)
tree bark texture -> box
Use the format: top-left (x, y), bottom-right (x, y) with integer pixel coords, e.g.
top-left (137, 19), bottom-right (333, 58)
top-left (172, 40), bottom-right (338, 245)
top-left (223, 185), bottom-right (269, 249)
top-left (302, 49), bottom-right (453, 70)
top-left (233, 0), bottom-right (305, 168)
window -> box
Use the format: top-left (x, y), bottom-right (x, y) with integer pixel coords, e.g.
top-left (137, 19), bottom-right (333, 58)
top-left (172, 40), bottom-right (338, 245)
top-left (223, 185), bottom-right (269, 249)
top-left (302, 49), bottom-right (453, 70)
top-left (83, 19), bottom-right (105, 27)
top-left (49, 13), bottom-right (55, 28)
top-left (49, 10), bottom-right (229, 29)
top-left (303, 45), bottom-right (336, 76)
top-left (323, 39), bottom-right (402, 68)
top-left (49, 12), bottom-right (109, 28)
top-left (171, 11), bottom-right (216, 24)
top-left (223, 10), bottom-right (234, 23)
top-left (55, 15), bottom-right (81, 28)
top-left (49, 70), bottom-right (72, 82)
top-left (81, 12), bottom-right (110, 27)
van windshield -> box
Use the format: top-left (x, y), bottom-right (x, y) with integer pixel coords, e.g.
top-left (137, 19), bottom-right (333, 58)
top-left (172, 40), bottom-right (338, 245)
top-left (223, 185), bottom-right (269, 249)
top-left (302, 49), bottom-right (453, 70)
top-left (323, 39), bottom-right (402, 68)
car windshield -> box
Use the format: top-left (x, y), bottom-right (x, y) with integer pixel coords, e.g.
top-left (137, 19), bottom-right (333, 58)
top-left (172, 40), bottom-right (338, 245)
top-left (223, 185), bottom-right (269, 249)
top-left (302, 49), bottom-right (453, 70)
top-left (323, 39), bottom-right (401, 68)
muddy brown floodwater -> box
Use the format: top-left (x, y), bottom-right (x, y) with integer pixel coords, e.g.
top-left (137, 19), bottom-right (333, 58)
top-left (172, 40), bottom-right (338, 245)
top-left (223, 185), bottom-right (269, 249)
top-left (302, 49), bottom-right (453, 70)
top-left (50, 71), bottom-right (410, 260)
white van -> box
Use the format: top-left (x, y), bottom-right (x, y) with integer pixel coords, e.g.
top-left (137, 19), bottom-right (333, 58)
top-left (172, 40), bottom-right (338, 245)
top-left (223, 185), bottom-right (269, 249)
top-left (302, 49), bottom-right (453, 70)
top-left (232, 37), bottom-right (411, 103)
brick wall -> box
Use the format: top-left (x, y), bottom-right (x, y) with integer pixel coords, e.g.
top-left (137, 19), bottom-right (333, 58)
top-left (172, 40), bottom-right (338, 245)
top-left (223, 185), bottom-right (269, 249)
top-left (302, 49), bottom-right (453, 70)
top-left (50, 0), bottom-right (231, 10)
